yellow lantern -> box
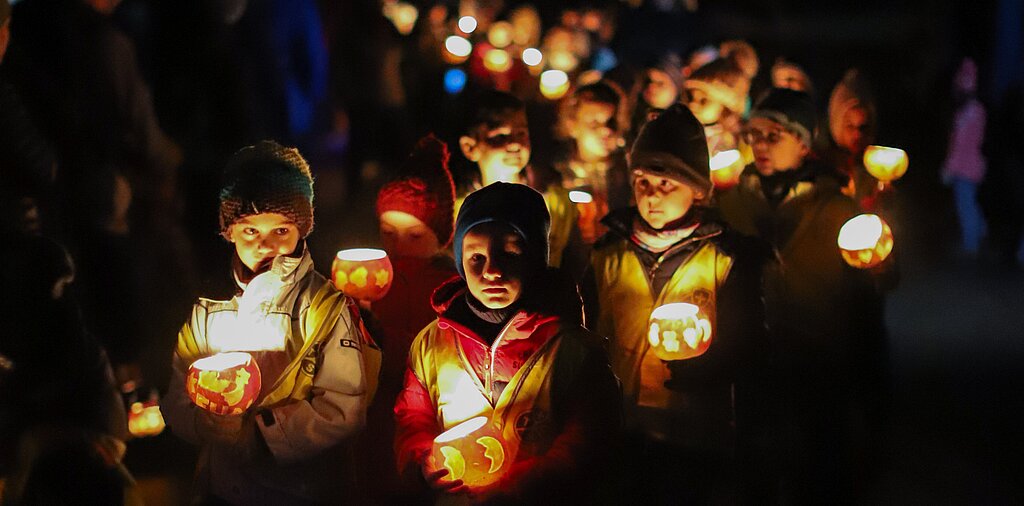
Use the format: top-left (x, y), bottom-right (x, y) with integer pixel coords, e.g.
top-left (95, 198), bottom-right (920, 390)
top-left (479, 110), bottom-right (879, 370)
top-left (483, 48), bottom-right (512, 73)
top-left (838, 213), bottom-right (894, 269)
top-left (647, 303), bottom-right (713, 361)
top-left (863, 145), bottom-right (909, 183)
top-left (128, 393), bottom-right (165, 438)
top-left (186, 352), bottom-right (262, 416)
top-left (332, 248), bottom-right (394, 301)
top-left (443, 35), bottom-right (472, 64)
top-left (487, 21), bottom-right (513, 49)
top-left (569, 190), bottom-right (599, 243)
top-left (709, 149), bottom-right (743, 190)
top-left (539, 70), bottom-right (570, 100)
top-left (430, 416), bottom-right (508, 489)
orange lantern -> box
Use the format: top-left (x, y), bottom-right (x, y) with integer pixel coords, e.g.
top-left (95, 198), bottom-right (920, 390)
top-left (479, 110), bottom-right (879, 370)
top-left (838, 213), bottom-right (894, 269)
top-left (539, 69), bottom-right (570, 100)
top-left (332, 248), bottom-right (394, 301)
top-left (443, 35), bottom-right (472, 64)
top-left (483, 48), bottom-right (512, 73)
top-left (430, 416), bottom-right (508, 489)
top-left (128, 392), bottom-right (165, 438)
top-left (709, 149), bottom-right (743, 190)
top-left (486, 21), bottom-right (513, 49)
top-left (863, 145), bottom-right (909, 184)
top-left (569, 190), bottom-right (599, 244)
top-left (647, 303), bottom-right (713, 360)
top-left (186, 352), bottom-right (262, 416)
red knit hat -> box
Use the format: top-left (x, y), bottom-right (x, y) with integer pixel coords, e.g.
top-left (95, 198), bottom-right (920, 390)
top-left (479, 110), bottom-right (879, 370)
top-left (376, 134), bottom-right (456, 247)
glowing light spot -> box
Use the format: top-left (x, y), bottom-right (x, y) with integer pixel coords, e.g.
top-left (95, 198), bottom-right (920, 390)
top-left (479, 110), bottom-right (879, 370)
top-left (838, 214), bottom-right (884, 251)
top-left (445, 35), bottom-right (473, 58)
top-left (444, 68), bottom-right (467, 94)
top-left (487, 21), bottom-right (513, 48)
top-left (710, 150), bottom-right (741, 171)
top-left (336, 248), bottom-right (387, 262)
top-left (521, 47), bottom-right (542, 66)
top-left (569, 190), bottom-right (593, 204)
top-left (539, 70), bottom-right (570, 100)
top-left (483, 48), bottom-right (512, 73)
top-left (457, 16), bottom-right (478, 34)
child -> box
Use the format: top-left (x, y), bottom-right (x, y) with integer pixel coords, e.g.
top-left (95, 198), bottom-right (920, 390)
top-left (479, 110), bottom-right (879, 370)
top-left (941, 57), bottom-right (988, 258)
top-left (162, 141), bottom-right (377, 505)
top-left (717, 89), bottom-right (890, 503)
top-left (394, 182), bottom-right (620, 504)
top-left (684, 56), bottom-right (749, 154)
top-left (826, 69), bottom-right (885, 210)
top-left (458, 90), bottom-right (585, 278)
top-left (584, 103), bottom-right (769, 504)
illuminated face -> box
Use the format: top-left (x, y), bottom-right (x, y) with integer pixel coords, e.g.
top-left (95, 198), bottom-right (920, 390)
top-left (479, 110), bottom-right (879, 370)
top-left (571, 100), bottom-right (618, 161)
top-left (643, 69), bottom-right (679, 110)
top-left (460, 111), bottom-right (531, 177)
top-left (686, 87), bottom-right (724, 125)
top-left (380, 210), bottom-right (442, 259)
top-left (835, 106), bottom-right (870, 155)
top-left (773, 66), bottom-right (810, 93)
top-left (228, 213), bottom-right (301, 273)
top-left (633, 169), bottom-right (697, 230)
top-left (461, 222), bottom-right (526, 309)
top-left (744, 117), bottom-right (809, 176)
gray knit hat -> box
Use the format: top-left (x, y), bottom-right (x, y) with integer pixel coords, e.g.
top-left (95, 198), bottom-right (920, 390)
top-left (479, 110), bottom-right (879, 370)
top-left (219, 141), bottom-right (314, 239)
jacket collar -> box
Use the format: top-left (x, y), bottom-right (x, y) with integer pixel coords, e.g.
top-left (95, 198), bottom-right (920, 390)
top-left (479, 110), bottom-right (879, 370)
top-left (601, 207), bottom-right (723, 251)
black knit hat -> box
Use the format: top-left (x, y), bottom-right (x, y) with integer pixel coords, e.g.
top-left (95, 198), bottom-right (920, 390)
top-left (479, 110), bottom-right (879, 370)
top-left (453, 182), bottom-right (550, 278)
top-left (628, 103), bottom-right (712, 200)
top-left (219, 141), bottom-right (314, 239)
top-left (750, 88), bottom-right (817, 146)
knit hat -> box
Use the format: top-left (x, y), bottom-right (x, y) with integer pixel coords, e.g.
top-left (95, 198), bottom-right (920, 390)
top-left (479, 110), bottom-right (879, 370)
top-left (219, 141), bottom-right (314, 239)
top-left (828, 69), bottom-right (876, 145)
top-left (453, 182), bottom-right (550, 278)
top-left (750, 88), bottom-right (817, 146)
top-left (628, 103), bottom-right (713, 200)
top-left (684, 57), bottom-right (748, 114)
top-left (376, 134), bottom-right (456, 247)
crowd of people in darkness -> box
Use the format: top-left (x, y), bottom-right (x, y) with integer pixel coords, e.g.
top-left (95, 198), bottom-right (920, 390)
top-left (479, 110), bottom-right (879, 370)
top-left (0, 0), bottom-right (1017, 505)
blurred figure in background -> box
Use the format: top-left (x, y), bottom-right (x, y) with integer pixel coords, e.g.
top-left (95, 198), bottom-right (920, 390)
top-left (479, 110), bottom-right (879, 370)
top-left (826, 69), bottom-right (886, 211)
top-left (941, 57), bottom-right (988, 259)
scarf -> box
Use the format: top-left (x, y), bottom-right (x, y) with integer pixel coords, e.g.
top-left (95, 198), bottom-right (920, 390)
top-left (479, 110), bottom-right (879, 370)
top-left (630, 212), bottom-right (700, 254)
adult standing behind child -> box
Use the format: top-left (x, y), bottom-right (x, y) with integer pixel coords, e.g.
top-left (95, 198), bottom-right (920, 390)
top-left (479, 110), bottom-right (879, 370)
top-left (162, 141), bottom-right (377, 505)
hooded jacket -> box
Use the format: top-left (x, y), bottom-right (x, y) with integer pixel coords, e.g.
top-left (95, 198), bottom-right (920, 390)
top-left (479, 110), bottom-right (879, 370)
top-left (394, 271), bottom-right (620, 503)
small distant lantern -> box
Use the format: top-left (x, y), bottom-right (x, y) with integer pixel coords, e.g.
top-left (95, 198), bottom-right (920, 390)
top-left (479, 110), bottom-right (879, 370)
top-left (521, 47), bottom-right (543, 67)
top-left (483, 48), bottom-right (512, 73)
top-left (547, 50), bottom-right (578, 72)
top-left (333, 248), bottom-right (394, 301)
top-left (430, 416), bottom-right (508, 489)
top-left (647, 303), bottom-right (713, 361)
top-left (487, 21), bottom-right (513, 49)
top-left (186, 352), bottom-right (262, 416)
top-left (444, 68), bottom-right (468, 95)
top-left (128, 391), bottom-right (165, 438)
top-left (569, 190), bottom-right (599, 243)
top-left (382, 1), bottom-right (419, 36)
top-left (444, 35), bottom-right (473, 64)
top-left (457, 15), bottom-right (478, 34)
top-left (863, 145), bottom-right (909, 184)
top-left (838, 214), bottom-right (894, 269)
top-left (709, 149), bottom-right (743, 190)
top-left (539, 70), bottom-right (570, 100)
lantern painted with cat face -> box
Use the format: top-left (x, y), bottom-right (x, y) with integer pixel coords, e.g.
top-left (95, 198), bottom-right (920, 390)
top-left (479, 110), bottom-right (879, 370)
top-left (430, 416), bottom-right (508, 490)
top-left (332, 248), bottom-right (394, 301)
top-left (186, 352), bottom-right (262, 416)
top-left (647, 303), bottom-right (713, 361)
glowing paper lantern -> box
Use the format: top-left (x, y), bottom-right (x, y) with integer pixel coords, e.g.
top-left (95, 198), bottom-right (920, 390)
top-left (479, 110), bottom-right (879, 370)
top-left (444, 68), bottom-right (467, 95)
top-left (444, 35), bottom-right (472, 64)
top-left (431, 417), bottom-right (508, 489)
top-left (382, 1), bottom-right (419, 36)
top-left (128, 394), bottom-right (165, 438)
top-left (483, 48), bottom-right (512, 73)
top-left (546, 50), bottom-right (578, 72)
top-left (332, 248), bottom-right (394, 301)
top-left (487, 21), bottom-right (513, 48)
top-left (709, 149), bottom-right (743, 190)
top-left (838, 214), bottom-right (894, 269)
top-left (186, 352), bottom-right (262, 416)
top-left (647, 303), bottom-right (713, 361)
top-left (863, 145), bottom-right (909, 183)
top-left (539, 70), bottom-right (570, 100)
top-left (457, 15), bottom-right (478, 34)
top-left (521, 47), bottom-right (542, 67)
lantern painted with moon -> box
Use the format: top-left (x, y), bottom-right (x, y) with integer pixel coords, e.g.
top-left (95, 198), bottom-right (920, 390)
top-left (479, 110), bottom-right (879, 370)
top-left (332, 248), bottom-right (394, 302)
top-left (430, 416), bottom-right (508, 489)
top-left (709, 149), bottom-right (743, 190)
top-left (838, 213), bottom-right (894, 269)
top-left (186, 352), bottom-right (262, 416)
top-left (863, 145), bottom-right (909, 184)
top-left (647, 303), bottom-right (713, 361)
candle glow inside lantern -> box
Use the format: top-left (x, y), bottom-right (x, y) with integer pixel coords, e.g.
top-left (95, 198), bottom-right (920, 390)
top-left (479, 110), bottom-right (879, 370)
top-left (709, 149), bottom-right (743, 190)
top-left (186, 352), bottom-right (262, 416)
top-left (332, 248), bottom-right (394, 301)
top-left (487, 21), bottom-right (513, 49)
top-left (430, 416), bottom-right (508, 489)
top-left (484, 48), bottom-right (512, 73)
top-left (837, 213), bottom-right (894, 269)
top-left (647, 303), bottom-right (713, 361)
top-left (863, 145), bottom-right (909, 183)
top-left (539, 69), bottom-right (570, 100)
top-left (128, 397), bottom-right (165, 437)
top-left (444, 35), bottom-right (472, 64)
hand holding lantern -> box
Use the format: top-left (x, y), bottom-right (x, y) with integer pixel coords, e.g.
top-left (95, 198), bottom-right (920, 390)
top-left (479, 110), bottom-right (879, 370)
top-left (186, 352), bottom-right (262, 416)
top-left (429, 416), bottom-right (508, 490)
top-left (647, 303), bottom-right (713, 361)
top-left (838, 213), bottom-right (894, 269)
top-left (863, 146), bottom-right (909, 186)
top-left (332, 248), bottom-right (394, 302)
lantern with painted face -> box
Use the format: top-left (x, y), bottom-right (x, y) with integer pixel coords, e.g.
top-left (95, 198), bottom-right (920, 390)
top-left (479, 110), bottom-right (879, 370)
top-left (647, 303), bottom-right (713, 361)
top-left (838, 213), bottom-right (894, 269)
top-left (430, 416), bottom-right (508, 489)
top-left (332, 248), bottom-right (394, 302)
top-left (128, 392), bottom-right (165, 438)
top-left (186, 352), bottom-right (262, 416)
top-left (863, 145), bottom-right (909, 184)
top-left (709, 149), bottom-right (743, 190)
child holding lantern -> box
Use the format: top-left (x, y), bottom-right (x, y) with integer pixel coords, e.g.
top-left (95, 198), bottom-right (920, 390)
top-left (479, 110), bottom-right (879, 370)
top-left (583, 103), bottom-right (770, 504)
top-left (394, 182), bottom-right (620, 504)
top-left (162, 141), bottom-right (377, 505)
top-left (717, 88), bottom-right (891, 503)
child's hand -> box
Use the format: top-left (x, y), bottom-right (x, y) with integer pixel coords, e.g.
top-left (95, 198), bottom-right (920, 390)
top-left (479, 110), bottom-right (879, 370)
top-left (421, 457), bottom-right (469, 495)
top-left (195, 410), bottom-right (246, 446)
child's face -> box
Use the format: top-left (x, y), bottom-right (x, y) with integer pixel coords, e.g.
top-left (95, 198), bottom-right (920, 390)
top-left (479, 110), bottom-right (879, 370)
top-left (835, 106), bottom-right (870, 155)
top-left (633, 169), bottom-right (697, 230)
top-left (461, 222), bottom-right (527, 310)
top-left (570, 100), bottom-right (618, 160)
top-left (643, 69), bottom-right (678, 110)
top-left (460, 110), bottom-right (531, 177)
top-left (686, 87), bottom-right (724, 125)
top-left (379, 210), bottom-right (441, 259)
top-left (228, 213), bottom-right (301, 272)
top-left (744, 117), bottom-right (809, 176)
